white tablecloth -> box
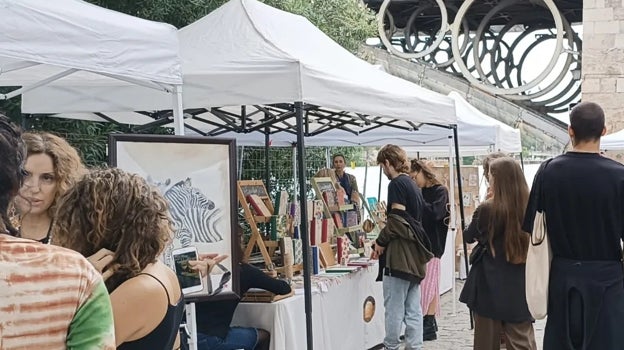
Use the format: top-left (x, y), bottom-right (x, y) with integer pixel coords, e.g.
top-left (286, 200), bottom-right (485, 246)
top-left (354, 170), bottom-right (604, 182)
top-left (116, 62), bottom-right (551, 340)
top-left (231, 264), bottom-right (385, 350)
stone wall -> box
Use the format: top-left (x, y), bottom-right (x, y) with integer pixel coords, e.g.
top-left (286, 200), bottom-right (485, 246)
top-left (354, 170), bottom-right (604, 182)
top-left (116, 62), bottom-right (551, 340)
top-left (582, 0), bottom-right (624, 132)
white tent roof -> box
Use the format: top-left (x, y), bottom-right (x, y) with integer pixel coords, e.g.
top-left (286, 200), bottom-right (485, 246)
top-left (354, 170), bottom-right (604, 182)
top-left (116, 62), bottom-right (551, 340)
top-left (447, 91), bottom-right (522, 153)
top-left (600, 129), bottom-right (624, 150)
top-left (0, 0), bottom-right (182, 88)
top-left (21, 0), bottom-right (456, 128)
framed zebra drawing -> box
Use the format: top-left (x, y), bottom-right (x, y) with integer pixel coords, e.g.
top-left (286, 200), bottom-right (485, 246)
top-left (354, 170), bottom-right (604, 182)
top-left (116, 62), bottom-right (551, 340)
top-left (108, 134), bottom-right (240, 300)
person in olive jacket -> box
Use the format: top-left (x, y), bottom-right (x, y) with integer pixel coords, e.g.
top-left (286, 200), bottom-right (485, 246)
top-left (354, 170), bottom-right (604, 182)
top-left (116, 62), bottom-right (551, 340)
top-left (374, 144), bottom-right (432, 350)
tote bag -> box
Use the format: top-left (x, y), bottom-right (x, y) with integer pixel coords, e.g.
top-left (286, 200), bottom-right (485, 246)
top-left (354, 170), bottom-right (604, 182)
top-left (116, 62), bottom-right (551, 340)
top-left (525, 210), bottom-right (551, 319)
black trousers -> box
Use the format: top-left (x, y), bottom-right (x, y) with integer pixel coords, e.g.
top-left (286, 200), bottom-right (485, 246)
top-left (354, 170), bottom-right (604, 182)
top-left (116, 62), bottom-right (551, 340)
top-left (544, 258), bottom-right (624, 350)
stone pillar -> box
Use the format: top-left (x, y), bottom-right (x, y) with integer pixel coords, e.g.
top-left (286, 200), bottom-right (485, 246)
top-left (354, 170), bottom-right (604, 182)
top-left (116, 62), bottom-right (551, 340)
top-left (582, 0), bottom-right (624, 132)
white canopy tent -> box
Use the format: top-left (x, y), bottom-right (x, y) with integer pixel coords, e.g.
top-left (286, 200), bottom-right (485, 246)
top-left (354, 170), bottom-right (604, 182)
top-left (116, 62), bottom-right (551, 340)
top-left (601, 129), bottom-right (624, 150)
top-left (22, 0), bottom-right (456, 129)
top-left (0, 0), bottom-right (184, 133)
top-left (17, 1), bottom-right (460, 348)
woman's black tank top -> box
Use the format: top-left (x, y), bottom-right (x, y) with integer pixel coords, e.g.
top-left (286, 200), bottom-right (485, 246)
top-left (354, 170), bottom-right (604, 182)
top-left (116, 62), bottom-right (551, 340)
top-left (117, 273), bottom-right (185, 350)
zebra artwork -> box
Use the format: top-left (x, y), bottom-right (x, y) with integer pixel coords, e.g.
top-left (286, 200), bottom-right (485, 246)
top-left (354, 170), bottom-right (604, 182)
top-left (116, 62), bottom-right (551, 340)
top-left (149, 177), bottom-right (224, 246)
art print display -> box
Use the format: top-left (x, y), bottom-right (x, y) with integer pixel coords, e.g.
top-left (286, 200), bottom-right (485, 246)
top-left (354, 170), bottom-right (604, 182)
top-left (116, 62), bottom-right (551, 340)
top-left (109, 134), bottom-right (239, 299)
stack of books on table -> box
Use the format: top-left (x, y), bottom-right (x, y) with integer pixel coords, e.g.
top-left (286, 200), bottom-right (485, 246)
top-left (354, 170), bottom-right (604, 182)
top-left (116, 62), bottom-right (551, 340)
top-left (241, 288), bottom-right (295, 303)
top-left (347, 257), bottom-right (376, 267)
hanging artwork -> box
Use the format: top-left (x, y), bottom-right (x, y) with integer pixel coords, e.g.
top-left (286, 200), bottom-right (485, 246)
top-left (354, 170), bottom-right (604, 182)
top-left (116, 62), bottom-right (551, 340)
top-left (109, 134), bottom-right (240, 299)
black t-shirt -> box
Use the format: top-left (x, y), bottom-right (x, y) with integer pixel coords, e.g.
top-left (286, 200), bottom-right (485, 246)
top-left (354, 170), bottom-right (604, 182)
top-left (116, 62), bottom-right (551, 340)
top-left (421, 185), bottom-right (450, 258)
top-left (522, 152), bottom-right (624, 261)
top-left (387, 173), bottom-right (424, 221)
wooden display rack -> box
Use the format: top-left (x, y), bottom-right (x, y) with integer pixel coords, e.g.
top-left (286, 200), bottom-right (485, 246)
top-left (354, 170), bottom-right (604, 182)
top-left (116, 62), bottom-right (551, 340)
top-left (364, 197), bottom-right (387, 231)
top-left (311, 177), bottom-right (362, 238)
top-left (237, 180), bottom-right (274, 268)
top-left (237, 180), bottom-right (302, 274)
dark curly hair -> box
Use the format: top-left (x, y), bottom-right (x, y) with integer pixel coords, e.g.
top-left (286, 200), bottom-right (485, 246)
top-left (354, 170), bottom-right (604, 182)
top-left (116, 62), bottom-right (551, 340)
top-left (0, 114), bottom-right (25, 236)
top-left (52, 168), bottom-right (173, 292)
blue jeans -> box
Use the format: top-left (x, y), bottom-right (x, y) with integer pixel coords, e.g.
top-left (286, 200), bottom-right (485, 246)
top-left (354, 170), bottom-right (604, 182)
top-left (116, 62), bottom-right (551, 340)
top-left (383, 275), bottom-right (423, 350)
top-left (196, 327), bottom-right (258, 350)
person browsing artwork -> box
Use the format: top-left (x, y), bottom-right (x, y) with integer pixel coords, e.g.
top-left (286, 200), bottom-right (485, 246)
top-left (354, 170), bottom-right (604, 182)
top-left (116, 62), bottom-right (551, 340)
top-left (0, 115), bottom-right (115, 349)
top-left (409, 159), bottom-right (449, 342)
top-left (52, 168), bottom-right (185, 350)
top-left (12, 132), bottom-right (86, 244)
top-left (373, 144), bottom-right (433, 350)
top-left (460, 157), bottom-right (536, 350)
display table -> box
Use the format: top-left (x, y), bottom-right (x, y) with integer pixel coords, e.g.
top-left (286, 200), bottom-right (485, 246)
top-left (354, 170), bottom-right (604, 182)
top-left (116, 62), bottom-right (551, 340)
top-left (231, 264), bottom-right (385, 350)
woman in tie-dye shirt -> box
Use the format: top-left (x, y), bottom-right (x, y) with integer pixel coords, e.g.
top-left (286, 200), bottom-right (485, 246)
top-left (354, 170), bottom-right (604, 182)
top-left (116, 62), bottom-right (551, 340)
top-left (0, 114), bottom-right (115, 350)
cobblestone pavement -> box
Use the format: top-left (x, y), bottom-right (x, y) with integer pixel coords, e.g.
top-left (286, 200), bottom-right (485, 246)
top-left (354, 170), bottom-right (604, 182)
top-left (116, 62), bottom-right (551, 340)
top-left (395, 280), bottom-right (546, 350)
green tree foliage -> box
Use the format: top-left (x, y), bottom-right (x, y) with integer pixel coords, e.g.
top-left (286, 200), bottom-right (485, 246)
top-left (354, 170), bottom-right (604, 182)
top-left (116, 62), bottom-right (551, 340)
top-left (88, 0), bottom-right (377, 52)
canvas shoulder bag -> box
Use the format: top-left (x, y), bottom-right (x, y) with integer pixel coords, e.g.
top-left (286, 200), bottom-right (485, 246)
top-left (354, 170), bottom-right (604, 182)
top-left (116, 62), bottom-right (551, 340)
top-left (525, 159), bottom-right (553, 320)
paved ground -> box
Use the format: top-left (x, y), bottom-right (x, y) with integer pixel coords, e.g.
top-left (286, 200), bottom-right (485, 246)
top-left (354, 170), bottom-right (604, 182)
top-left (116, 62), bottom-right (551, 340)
top-left (380, 280), bottom-right (546, 350)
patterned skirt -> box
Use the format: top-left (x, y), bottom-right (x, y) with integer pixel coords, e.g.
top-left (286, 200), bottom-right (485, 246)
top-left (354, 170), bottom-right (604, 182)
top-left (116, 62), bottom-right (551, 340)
top-left (420, 257), bottom-right (441, 316)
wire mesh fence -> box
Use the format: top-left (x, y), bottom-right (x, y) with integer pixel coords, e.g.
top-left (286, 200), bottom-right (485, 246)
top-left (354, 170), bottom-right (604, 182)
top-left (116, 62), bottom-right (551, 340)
top-left (238, 146), bottom-right (370, 200)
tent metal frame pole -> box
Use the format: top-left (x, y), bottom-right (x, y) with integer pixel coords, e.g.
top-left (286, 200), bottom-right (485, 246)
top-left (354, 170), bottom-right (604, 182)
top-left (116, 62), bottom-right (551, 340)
top-left (447, 136), bottom-right (457, 316)
top-left (295, 101), bottom-right (314, 350)
top-left (238, 146), bottom-right (244, 181)
top-left (363, 150), bottom-right (369, 202)
top-left (452, 125), bottom-right (472, 329)
top-left (264, 126), bottom-right (271, 194)
top-left (377, 166), bottom-right (382, 200)
top-left (172, 85), bottom-right (184, 136)
top-left (265, 127), bottom-right (271, 237)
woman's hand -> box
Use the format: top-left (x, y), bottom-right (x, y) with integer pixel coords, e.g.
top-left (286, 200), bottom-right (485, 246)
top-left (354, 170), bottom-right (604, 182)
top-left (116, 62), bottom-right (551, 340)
top-left (188, 253), bottom-right (228, 277)
top-left (87, 248), bottom-right (115, 281)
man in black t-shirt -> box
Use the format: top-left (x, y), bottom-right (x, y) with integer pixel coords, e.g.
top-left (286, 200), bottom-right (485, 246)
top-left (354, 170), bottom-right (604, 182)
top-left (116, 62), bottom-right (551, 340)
top-left (374, 144), bottom-right (427, 350)
top-left (523, 102), bottom-right (624, 349)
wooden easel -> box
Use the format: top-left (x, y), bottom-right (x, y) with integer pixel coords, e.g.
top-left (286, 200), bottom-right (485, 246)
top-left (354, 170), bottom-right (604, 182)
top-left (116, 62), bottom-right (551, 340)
top-left (237, 180), bottom-right (275, 268)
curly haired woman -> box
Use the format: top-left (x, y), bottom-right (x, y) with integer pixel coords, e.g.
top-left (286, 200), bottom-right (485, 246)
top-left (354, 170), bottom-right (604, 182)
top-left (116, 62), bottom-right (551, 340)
top-left (13, 132), bottom-right (86, 243)
top-left (53, 168), bottom-right (185, 349)
top-left (0, 114), bottom-right (115, 349)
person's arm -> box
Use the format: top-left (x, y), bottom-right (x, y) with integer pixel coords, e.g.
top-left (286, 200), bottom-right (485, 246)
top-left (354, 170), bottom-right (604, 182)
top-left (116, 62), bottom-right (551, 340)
top-left (463, 205), bottom-right (486, 244)
top-left (241, 263), bottom-right (291, 295)
top-left (376, 214), bottom-right (400, 247)
top-left (423, 186), bottom-right (449, 221)
top-left (66, 280), bottom-right (116, 350)
top-left (349, 174), bottom-right (361, 205)
top-left (522, 161), bottom-right (548, 233)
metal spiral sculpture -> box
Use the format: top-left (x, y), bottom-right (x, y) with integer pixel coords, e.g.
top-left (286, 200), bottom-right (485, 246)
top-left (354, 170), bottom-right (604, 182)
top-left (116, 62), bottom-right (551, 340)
top-left (376, 0), bottom-right (582, 116)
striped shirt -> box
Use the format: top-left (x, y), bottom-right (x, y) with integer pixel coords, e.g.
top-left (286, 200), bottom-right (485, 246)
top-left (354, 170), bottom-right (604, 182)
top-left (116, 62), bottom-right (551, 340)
top-left (0, 234), bottom-right (115, 349)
